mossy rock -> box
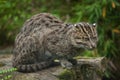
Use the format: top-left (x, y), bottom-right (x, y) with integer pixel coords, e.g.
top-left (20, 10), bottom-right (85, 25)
top-left (58, 69), bottom-right (76, 80)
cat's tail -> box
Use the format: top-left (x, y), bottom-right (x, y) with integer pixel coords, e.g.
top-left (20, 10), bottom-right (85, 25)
top-left (12, 61), bottom-right (55, 72)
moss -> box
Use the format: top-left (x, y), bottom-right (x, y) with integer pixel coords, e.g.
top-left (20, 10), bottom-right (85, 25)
top-left (58, 69), bottom-right (76, 80)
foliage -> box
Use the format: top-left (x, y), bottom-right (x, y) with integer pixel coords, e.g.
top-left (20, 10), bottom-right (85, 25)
top-left (0, 68), bottom-right (17, 79)
top-left (0, 0), bottom-right (120, 79)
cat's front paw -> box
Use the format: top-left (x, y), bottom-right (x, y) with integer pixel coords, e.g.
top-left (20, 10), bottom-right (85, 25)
top-left (60, 59), bottom-right (73, 69)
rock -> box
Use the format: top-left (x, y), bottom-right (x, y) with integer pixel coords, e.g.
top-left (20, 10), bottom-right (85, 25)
top-left (73, 57), bottom-right (107, 80)
top-left (12, 67), bottom-right (63, 80)
top-left (0, 54), bottom-right (107, 80)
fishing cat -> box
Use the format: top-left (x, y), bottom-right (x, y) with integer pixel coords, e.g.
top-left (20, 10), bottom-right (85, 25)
top-left (12, 13), bottom-right (98, 72)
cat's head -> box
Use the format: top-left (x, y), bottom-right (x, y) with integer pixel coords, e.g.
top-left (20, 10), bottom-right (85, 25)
top-left (71, 22), bottom-right (98, 50)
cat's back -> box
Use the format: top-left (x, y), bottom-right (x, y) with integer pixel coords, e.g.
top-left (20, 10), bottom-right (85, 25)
top-left (21, 13), bottom-right (63, 34)
top-left (14, 13), bottom-right (64, 49)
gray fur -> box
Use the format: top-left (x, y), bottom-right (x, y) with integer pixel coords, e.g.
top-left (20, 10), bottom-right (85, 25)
top-left (12, 13), bottom-right (98, 72)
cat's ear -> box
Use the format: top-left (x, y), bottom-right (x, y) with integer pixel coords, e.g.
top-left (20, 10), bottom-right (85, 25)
top-left (74, 24), bottom-right (79, 29)
top-left (92, 23), bottom-right (97, 27)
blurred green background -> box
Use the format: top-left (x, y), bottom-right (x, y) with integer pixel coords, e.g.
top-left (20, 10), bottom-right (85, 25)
top-left (0, 0), bottom-right (120, 80)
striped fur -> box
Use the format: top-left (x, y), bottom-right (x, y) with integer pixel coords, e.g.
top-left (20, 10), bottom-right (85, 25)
top-left (70, 22), bottom-right (98, 49)
top-left (13, 60), bottom-right (53, 72)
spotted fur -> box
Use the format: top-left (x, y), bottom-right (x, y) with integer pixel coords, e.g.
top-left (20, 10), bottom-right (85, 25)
top-left (12, 13), bottom-right (98, 72)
